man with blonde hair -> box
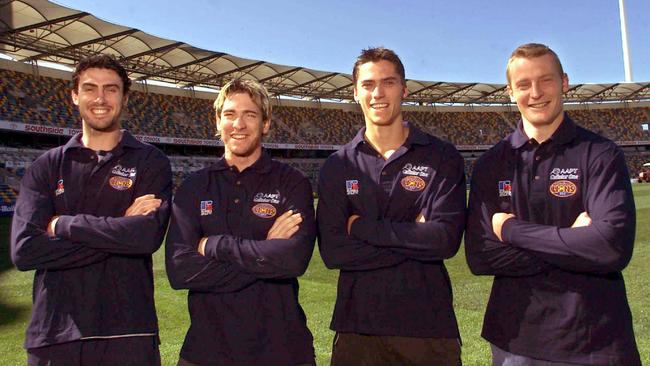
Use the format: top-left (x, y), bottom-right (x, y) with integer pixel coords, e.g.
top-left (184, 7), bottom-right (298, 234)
top-left (166, 79), bottom-right (316, 366)
top-left (466, 43), bottom-right (641, 365)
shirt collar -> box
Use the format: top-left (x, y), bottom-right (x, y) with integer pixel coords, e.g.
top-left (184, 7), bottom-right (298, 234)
top-left (508, 113), bottom-right (577, 149)
top-left (350, 121), bottom-right (429, 150)
top-left (210, 149), bottom-right (273, 174)
top-left (62, 130), bottom-right (141, 154)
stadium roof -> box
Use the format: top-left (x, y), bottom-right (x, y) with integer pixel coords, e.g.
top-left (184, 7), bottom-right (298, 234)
top-left (2, 0), bottom-right (650, 105)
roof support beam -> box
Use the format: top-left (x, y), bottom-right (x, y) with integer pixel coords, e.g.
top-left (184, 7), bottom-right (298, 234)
top-left (583, 84), bottom-right (618, 102)
top-left (282, 73), bottom-right (338, 94)
top-left (467, 85), bottom-right (508, 104)
top-left (623, 84), bottom-right (650, 100)
top-left (22, 28), bottom-right (139, 62)
top-left (134, 53), bottom-right (226, 81)
top-left (259, 67), bottom-right (302, 83)
top-left (430, 83), bottom-right (477, 103)
top-left (408, 82), bottom-right (444, 97)
top-left (315, 82), bottom-right (354, 100)
top-left (120, 41), bottom-right (184, 62)
top-left (188, 60), bottom-right (265, 87)
top-left (1, 12), bottom-right (89, 35)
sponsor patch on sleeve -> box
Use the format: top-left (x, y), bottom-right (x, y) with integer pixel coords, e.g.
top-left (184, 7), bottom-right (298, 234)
top-left (200, 200), bottom-right (213, 216)
top-left (346, 180), bottom-right (359, 195)
top-left (55, 179), bottom-right (65, 196)
top-left (498, 180), bottom-right (512, 197)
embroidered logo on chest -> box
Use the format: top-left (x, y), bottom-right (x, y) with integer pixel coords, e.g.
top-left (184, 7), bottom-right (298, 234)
top-left (55, 179), bottom-right (65, 196)
top-left (111, 164), bottom-right (137, 178)
top-left (252, 203), bottom-right (277, 218)
top-left (549, 180), bottom-right (577, 198)
top-left (109, 176), bottom-right (133, 191)
top-left (498, 180), bottom-right (512, 197)
top-left (346, 180), bottom-right (359, 195)
top-left (401, 163), bottom-right (431, 178)
top-left (200, 200), bottom-right (213, 216)
top-left (401, 176), bottom-right (426, 192)
top-left (549, 167), bottom-right (579, 180)
top-left (109, 164), bottom-right (137, 191)
top-left (253, 191), bottom-right (281, 204)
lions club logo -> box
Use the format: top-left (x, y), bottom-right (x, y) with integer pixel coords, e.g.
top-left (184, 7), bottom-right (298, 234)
top-left (252, 203), bottom-right (277, 218)
top-left (549, 180), bottom-right (577, 198)
top-left (109, 176), bottom-right (133, 191)
top-left (401, 176), bottom-right (426, 192)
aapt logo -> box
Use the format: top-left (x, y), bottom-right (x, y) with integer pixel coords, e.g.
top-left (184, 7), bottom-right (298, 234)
top-left (401, 176), bottom-right (426, 192)
top-left (252, 203), bottom-right (277, 218)
top-left (549, 180), bottom-right (577, 198)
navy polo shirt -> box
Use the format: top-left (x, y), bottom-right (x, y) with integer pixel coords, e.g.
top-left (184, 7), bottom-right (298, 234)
top-left (11, 131), bottom-right (172, 349)
top-left (465, 115), bottom-right (640, 365)
top-left (317, 123), bottom-right (466, 338)
top-left (165, 153), bottom-right (316, 366)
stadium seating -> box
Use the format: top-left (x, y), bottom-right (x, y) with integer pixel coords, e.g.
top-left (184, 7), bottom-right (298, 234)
top-left (2, 67), bottom-right (650, 201)
top-left (0, 184), bottom-right (17, 206)
top-left (4, 69), bottom-right (649, 148)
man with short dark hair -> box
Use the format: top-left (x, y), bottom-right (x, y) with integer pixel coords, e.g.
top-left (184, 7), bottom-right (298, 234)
top-left (465, 43), bottom-right (641, 365)
top-left (11, 54), bottom-right (171, 365)
top-left (317, 47), bottom-right (466, 366)
top-left (166, 78), bottom-right (316, 366)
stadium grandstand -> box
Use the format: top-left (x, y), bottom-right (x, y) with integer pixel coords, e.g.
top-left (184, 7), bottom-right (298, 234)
top-left (1, 0), bottom-right (650, 216)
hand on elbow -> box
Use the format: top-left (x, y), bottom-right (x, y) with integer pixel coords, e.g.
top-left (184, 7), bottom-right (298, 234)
top-left (267, 210), bottom-right (302, 240)
top-left (197, 237), bottom-right (208, 256)
top-left (571, 212), bottom-right (592, 228)
top-left (124, 194), bottom-right (162, 217)
top-left (347, 214), bottom-right (360, 235)
top-left (47, 216), bottom-right (59, 237)
top-left (492, 212), bottom-right (515, 242)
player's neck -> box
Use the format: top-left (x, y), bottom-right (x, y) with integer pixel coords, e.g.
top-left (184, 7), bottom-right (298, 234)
top-left (364, 119), bottom-right (408, 159)
top-left (522, 113), bottom-right (564, 144)
top-left (224, 149), bottom-right (262, 172)
top-left (81, 125), bottom-right (122, 152)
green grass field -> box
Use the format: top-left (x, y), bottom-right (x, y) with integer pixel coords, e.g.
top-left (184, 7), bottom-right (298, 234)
top-left (1, 185), bottom-right (650, 365)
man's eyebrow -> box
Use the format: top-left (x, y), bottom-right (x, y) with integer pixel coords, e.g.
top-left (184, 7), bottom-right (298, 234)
top-left (222, 108), bottom-right (258, 114)
top-left (80, 82), bottom-right (121, 89)
top-left (359, 76), bottom-right (399, 83)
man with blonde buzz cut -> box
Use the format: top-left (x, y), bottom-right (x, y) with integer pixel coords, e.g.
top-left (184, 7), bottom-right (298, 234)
top-left (166, 78), bottom-right (316, 366)
top-left (466, 43), bottom-right (641, 365)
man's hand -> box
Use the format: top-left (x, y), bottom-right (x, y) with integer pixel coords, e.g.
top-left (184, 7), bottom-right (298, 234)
top-left (47, 216), bottom-right (59, 237)
top-left (124, 194), bottom-right (162, 217)
top-left (347, 214), bottom-right (360, 235)
top-left (267, 210), bottom-right (302, 240)
top-left (571, 212), bottom-right (592, 228)
top-left (197, 237), bottom-right (208, 256)
top-left (492, 212), bottom-right (515, 242)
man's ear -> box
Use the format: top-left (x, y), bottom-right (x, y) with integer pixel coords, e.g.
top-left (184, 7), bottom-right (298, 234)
top-left (507, 85), bottom-right (515, 103)
top-left (71, 90), bottom-right (79, 106)
top-left (262, 119), bottom-right (271, 135)
top-left (215, 115), bottom-right (222, 136)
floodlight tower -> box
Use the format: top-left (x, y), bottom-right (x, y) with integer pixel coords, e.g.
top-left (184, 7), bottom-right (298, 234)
top-left (619, 0), bottom-right (633, 82)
